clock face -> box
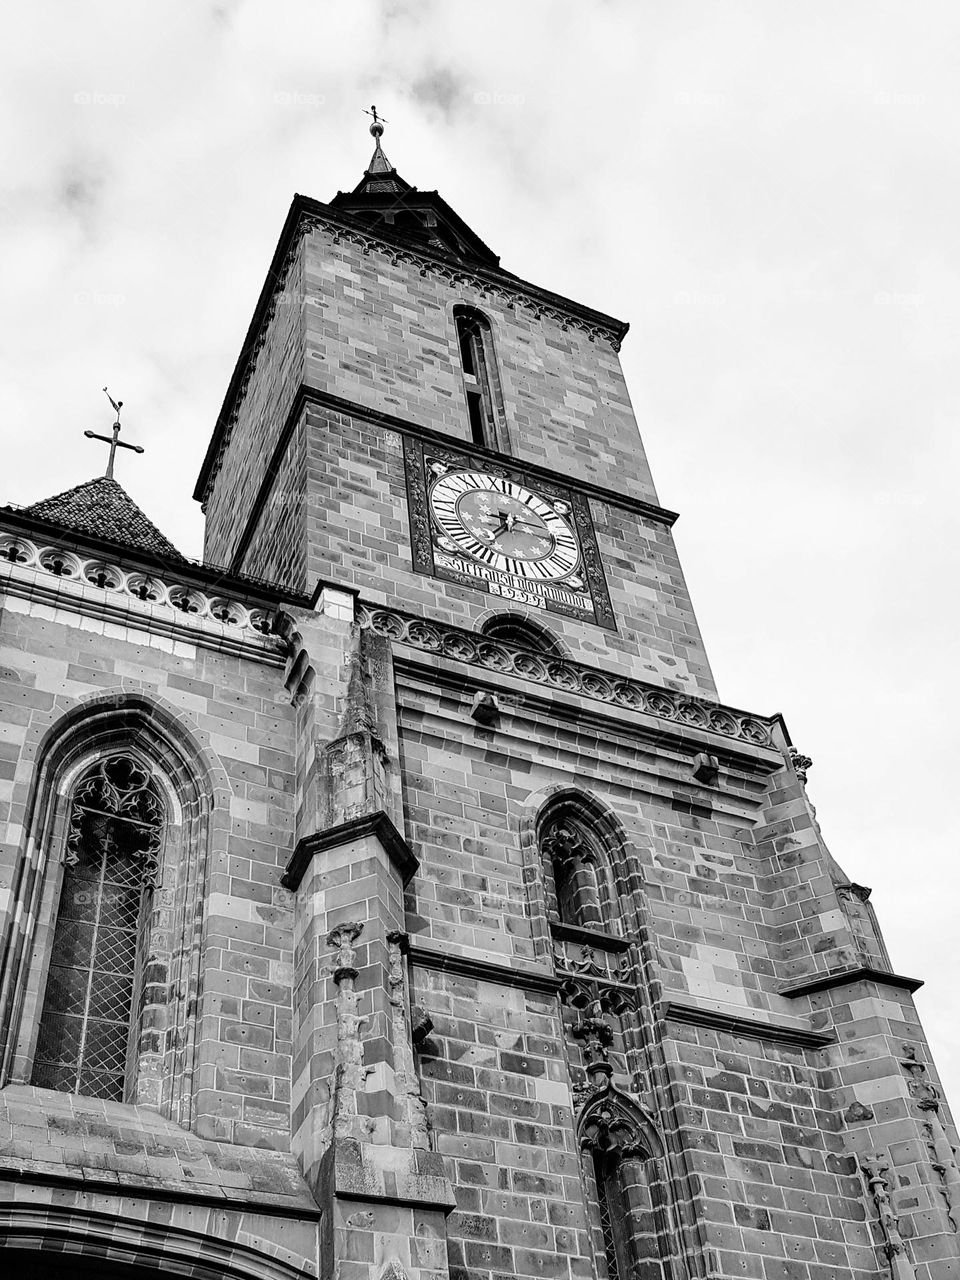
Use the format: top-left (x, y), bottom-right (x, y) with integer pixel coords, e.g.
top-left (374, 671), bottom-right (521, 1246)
top-left (429, 470), bottom-right (581, 582)
top-left (403, 437), bottom-right (616, 629)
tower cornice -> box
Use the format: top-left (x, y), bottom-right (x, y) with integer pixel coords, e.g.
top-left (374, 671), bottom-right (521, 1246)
top-left (193, 194), bottom-right (630, 505)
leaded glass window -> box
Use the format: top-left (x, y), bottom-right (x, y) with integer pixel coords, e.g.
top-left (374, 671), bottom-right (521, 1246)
top-left (32, 754), bottom-right (163, 1101)
top-left (594, 1150), bottom-right (631, 1280)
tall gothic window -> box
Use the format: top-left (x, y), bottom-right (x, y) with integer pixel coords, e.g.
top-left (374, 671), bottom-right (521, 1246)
top-left (31, 754), bottom-right (163, 1102)
top-left (454, 305), bottom-right (506, 451)
top-left (581, 1094), bottom-right (671, 1280)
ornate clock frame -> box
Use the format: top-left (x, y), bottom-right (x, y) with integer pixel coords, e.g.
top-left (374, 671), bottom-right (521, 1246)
top-left (403, 435), bottom-right (616, 631)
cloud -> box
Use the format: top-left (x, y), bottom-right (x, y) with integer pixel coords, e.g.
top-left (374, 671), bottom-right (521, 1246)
top-left (410, 67), bottom-right (464, 120)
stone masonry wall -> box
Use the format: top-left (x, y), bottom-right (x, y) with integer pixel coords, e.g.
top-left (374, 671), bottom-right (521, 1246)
top-left (0, 592), bottom-right (298, 1151)
top-left (202, 237), bottom-right (305, 568)
top-left (236, 401), bottom-right (717, 696)
top-left (242, 412), bottom-right (309, 593)
top-left (201, 214), bottom-right (671, 590)
top-left (394, 659), bottom-right (959, 1280)
top-left (299, 223), bottom-right (660, 506)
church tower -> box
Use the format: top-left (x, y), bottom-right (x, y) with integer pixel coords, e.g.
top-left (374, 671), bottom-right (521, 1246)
top-left (0, 118), bottom-right (957, 1280)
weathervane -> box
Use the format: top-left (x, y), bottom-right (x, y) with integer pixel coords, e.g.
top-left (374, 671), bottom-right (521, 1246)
top-left (363, 104), bottom-right (388, 138)
top-left (83, 387), bottom-right (145, 480)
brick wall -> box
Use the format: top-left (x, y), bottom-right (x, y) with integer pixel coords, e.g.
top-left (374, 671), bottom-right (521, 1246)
top-left (298, 224), bottom-right (660, 506)
top-left (0, 593), bottom-right (298, 1150)
top-left (202, 237), bottom-right (305, 567)
top-left (234, 401), bottom-right (717, 697)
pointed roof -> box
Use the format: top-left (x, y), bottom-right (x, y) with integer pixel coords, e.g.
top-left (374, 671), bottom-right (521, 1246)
top-left (15, 476), bottom-right (184, 560)
top-left (352, 135), bottom-right (411, 196)
top-left (330, 122), bottom-right (500, 268)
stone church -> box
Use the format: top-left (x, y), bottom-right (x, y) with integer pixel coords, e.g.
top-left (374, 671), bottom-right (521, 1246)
top-left (0, 119), bottom-right (956, 1280)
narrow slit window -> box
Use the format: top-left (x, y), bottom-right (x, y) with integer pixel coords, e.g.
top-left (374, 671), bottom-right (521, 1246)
top-left (454, 306), bottom-right (506, 452)
top-left (31, 755), bottom-right (163, 1102)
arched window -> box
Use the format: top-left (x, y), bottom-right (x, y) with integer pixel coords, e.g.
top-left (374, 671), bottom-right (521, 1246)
top-left (454, 305), bottom-right (507, 452)
top-left (480, 614), bottom-right (563, 656)
top-left (31, 754), bottom-right (164, 1101)
top-left (581, 1091), bottom-right (672, 1280)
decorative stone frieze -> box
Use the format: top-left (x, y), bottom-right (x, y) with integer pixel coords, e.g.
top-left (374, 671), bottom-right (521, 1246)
top-left (0, 532), bottom-right (276, 635)
top-left (315, 214), bottom-right (624, 347)
top-left (356, 602), bottom-right (776, 747)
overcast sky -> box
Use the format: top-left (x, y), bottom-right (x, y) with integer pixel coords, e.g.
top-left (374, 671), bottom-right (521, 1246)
top-left (2, 1), bottom-right (958, 1106)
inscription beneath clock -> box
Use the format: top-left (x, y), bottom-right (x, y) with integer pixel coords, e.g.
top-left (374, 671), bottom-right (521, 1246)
top-left (434, 552), bottom-right (588, 612)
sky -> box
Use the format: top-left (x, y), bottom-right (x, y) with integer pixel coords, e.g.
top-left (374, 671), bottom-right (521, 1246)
top-left (2, 1), bottom-right (958, 1104)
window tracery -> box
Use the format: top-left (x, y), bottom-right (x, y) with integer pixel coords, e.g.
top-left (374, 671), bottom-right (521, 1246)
top-left (31, 754), bottom-right (164, 1101)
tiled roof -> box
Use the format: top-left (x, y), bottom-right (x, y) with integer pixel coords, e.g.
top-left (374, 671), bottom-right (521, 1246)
top-left (15, 475), bottom-right (184, 560)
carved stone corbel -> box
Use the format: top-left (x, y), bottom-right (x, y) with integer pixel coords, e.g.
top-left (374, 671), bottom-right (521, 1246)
top-left (861, 1153), bottom-right (918, 1280)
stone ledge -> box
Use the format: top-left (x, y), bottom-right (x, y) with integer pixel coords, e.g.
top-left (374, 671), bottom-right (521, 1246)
top-left (407, 942), bottom-right (562, 995)
top-left (282, 811), bottom-right (419, 891)
top-left (661, 999), bottom-right (836, 1049)
top-left (780, 966), bottom-right (924, 998)
top-left (550, 921), bottom-right (633, 953)
top-left (0, 1165), bottom-right (322, 1219)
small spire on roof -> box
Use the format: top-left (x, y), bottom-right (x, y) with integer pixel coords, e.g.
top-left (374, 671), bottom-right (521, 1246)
top-left (362, 104), bottom-right (395, 176)
top-left (83, 387), bottom-right (144, 480)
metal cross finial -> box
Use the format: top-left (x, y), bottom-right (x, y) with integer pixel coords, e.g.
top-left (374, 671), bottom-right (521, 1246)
top-left (83, 387), bottom-right (145, 480)
top-left (363, 104), bottom-right (388, 138)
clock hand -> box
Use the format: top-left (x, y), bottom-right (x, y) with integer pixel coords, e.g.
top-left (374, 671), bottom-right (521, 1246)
top-left (507, 518), bottom-right (549, 533)
top-left (477, 517), bottom-right (508, 542)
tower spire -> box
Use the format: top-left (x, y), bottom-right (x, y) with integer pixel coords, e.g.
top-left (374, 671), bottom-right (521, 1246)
top-left (362, 104), bottom-right (395, 176)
